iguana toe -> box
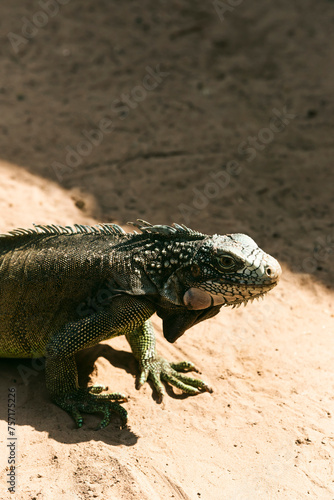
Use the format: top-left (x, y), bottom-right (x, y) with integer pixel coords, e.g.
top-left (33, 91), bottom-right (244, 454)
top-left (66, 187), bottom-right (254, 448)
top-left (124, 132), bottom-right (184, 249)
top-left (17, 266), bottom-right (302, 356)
top-left (164, 371), bottom-right (213, 394)
top-left (54, 387), bottom-right (128, 429)
top-left (139, 356), bottom-right (212, 400)
top-left (170, 360), bottom-right (200, 373)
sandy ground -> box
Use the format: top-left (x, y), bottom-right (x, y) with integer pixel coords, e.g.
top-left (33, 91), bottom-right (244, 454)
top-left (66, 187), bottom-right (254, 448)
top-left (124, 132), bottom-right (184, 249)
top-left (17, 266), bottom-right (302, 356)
top-left (0, 1), bottom-right (333, 498)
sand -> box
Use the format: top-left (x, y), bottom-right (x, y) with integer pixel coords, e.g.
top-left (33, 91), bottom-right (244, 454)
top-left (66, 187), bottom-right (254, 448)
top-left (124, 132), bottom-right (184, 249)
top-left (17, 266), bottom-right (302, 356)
top-left (0, 1), bottom-right (333, 498)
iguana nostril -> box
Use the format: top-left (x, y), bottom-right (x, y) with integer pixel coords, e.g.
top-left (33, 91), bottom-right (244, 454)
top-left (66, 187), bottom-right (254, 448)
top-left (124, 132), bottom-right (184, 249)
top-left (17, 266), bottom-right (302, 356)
top-left (265, 261), bottom-right (282, 280)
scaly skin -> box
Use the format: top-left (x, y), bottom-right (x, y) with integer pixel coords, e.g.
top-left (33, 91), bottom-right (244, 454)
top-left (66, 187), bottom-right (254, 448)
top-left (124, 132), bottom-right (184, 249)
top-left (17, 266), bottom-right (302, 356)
top-left (0, 221), bottom-right (281, 428)
top-left (126, 319), bottom-right (213, 402)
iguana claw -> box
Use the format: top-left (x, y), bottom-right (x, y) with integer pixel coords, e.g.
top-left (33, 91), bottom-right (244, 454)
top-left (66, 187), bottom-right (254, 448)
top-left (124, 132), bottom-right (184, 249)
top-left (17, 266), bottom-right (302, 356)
top-left (54, 385), bottom-right (128, 429)
top-left (137, 357), bottom-right (213, 402)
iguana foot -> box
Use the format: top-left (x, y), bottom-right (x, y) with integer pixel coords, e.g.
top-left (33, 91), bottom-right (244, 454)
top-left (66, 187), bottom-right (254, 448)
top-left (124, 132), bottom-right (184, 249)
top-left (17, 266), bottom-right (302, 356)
top-left (137, 357), bottom-right (213, 402)
top-left (54, 385), bottom-right (128, 429)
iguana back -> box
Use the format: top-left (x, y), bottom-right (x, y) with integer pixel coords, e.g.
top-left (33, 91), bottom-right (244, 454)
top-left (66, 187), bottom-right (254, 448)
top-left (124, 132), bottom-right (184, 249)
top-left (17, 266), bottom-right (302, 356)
top-left (0, 224), bottom-right (126, 357)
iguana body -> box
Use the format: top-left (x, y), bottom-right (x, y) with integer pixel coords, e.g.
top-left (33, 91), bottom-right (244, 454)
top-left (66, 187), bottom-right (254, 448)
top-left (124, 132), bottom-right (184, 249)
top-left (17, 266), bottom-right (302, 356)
top-left (0, 221), bottom-right (281, 428)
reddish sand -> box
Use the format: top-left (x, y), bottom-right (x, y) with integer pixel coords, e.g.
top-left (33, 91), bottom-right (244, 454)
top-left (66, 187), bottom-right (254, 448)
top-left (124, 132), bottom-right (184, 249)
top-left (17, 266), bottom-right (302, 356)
top-left (0, 1), bottom-right (333, 499)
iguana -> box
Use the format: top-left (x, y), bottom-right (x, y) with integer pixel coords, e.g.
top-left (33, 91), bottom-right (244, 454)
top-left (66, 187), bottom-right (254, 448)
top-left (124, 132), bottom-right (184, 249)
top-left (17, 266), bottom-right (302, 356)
top-left (0, 220), bottom-right (281, 429)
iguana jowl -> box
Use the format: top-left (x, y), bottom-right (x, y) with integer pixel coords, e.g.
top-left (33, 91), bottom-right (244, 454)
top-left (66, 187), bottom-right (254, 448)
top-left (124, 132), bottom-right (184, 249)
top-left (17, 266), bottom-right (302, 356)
top-left (0, 220), bottom-right (281, 428)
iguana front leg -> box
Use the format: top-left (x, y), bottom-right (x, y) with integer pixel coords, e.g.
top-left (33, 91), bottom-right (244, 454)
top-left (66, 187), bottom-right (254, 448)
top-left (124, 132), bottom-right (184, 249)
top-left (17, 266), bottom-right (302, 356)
top-left (126, 320), bottom-right (212, 402)
top-left (45, 296), bottom-right (155, 429)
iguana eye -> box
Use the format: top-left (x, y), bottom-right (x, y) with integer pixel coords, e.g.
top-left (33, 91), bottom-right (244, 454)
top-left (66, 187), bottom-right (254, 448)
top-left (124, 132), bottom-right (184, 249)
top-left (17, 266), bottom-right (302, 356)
top-left (218, 255), bottom-right (235, 270)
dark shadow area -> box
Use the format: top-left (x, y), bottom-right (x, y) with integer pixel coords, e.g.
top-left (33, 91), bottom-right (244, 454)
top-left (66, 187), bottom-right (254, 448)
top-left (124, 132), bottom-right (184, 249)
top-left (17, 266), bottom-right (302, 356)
top-left (77, 344), bottom-right (204, 403)
top-left (0, 343), bottom-right (207, 444)
top-left (0, 1), bottom-right (333, 290)
top-left (76, 343), bottom-right (138, 386)
top-left (0, 350), bottom-right (139, 446)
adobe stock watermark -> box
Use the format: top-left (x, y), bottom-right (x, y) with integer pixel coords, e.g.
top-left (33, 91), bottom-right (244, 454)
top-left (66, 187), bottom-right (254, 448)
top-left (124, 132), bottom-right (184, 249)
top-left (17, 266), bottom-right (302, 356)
top-left (7, 387), bottom-right (17, 494)
top-left (226, 299), bottom-right (279, 344)
top-left (213, 0), bottom-right (244, 22)
top-left (178, 106), bottom-right (296, 225)
top-left (7, 0), bottom-right (71, 54)
top-left (76, 279), bottom-right (118, 318)
top-left (301, 233), bottom-right (334, 274)
top-left (232, 441), bottom-right (333, 499)
top-left (15, 280), bottom-right (119, 386)
top-left (51, 64), bottom-right (169, 182)
top-left (178, 160), bottom-right (242, 225)
top-left (237, 107), bottom-right (296, 162)
top-left (231, 444), bottom-right (295, 499)
top-left (16, 355), bottom-right (46, 386)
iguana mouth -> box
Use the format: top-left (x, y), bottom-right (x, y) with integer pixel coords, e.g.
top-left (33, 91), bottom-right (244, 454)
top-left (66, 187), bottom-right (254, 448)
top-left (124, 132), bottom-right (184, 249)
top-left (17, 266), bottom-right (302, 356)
top-left (183, 281), bottom-right (278, 310)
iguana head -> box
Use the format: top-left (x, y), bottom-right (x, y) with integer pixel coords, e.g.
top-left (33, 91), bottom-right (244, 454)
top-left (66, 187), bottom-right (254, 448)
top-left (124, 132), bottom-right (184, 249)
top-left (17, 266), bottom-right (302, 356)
top-left (170, 232), bottom-right (282, 310)
top-left (130, 220), bottom-right (281, 307)
top-left (129, 221), bottom-right (281, 342)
